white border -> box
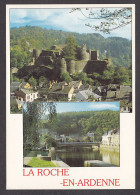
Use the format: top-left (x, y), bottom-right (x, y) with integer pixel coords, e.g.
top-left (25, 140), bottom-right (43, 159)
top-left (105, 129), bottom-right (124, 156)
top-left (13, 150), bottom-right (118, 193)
top-left (6, 4), bottom-right (135, 189)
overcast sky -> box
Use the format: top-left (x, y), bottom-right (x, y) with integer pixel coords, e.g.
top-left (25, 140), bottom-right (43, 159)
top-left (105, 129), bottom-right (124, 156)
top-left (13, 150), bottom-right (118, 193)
top-left (10, 8), bottom-right (132, 40)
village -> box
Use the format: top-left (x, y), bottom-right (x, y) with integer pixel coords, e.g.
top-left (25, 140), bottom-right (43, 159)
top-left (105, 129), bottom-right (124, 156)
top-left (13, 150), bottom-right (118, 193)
top-left (10, 79), bottom-right (132, 113)
top-left (41, 129), bottom-right (120, 147)
top-left (23, 128), bottom-right (120, 167)
top-left (10, 43), bottom-right (132, 113)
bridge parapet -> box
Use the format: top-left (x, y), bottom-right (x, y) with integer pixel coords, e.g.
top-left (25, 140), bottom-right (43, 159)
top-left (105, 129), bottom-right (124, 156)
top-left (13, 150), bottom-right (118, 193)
top-left (57, 142), bottom-right (100, 144)
top-left (56, 142), bottom-right (100, 148)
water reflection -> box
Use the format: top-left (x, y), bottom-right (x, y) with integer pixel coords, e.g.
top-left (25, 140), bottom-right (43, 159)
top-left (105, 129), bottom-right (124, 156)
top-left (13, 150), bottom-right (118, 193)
top-left (56, 147), bottom-right (120, 167)
top-left (100, 150), bottom-right (120, 166)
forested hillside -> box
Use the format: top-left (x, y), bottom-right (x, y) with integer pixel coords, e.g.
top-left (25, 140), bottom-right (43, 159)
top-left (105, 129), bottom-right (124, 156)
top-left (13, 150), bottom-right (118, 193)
top-left (45, 110), bottom-right (119, 141)
top-left (10, 26), bottom-right (131, 69)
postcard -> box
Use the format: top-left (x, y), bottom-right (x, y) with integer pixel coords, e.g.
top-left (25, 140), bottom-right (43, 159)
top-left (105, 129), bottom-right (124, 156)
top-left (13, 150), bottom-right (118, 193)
top-left (6, 4), bottom-right (135, 189)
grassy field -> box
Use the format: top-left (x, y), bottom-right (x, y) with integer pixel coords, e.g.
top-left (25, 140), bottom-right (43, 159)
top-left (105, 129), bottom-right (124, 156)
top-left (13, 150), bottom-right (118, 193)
top-left (27, 157), bottom-right (56, 167)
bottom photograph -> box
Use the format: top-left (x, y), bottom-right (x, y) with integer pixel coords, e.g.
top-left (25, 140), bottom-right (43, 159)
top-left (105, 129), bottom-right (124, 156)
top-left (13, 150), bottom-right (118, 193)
top-left (23, 102), bottom-right (120, 167)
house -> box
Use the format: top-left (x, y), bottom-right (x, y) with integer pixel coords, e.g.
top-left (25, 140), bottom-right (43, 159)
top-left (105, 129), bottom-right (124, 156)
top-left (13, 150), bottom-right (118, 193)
top-left (19, 82), bottom-right (31, 90)
top-left (93, 86), bottom-right (107, 96)
top-left (69, 81), bottom-right (82, 90)
top-left (72, 83), bottom-right (92, 97)
top-left (15, 88), bottom-right (38, 102)
top-left (60, 134), bottom-right (67, 142)
top-left (120, 106), bottom-right (132, 113)
top-left (111, 130), bottom-right (120, 146)
top-left (10, 82), bottom-right (31, 96)
top-left (102, 129), bottom-right (120, 146)
top-left (87, 132), bottom-right (94, 138)
top-left (75, 90), bottom-right (101, 101)
top-left (49, 83), bottom-right (74, 101)
top-left (106, 84), bottom-right (132, 99)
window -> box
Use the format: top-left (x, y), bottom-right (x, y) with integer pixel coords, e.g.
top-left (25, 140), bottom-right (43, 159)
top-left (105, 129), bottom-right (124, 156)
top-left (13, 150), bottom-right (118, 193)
top-left (27, 95), bottom-right (30, 100)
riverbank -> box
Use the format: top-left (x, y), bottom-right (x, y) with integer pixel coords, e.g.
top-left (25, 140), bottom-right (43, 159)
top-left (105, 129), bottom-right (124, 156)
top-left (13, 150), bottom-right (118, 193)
top-left (100, 144), bottom-right (120, 152)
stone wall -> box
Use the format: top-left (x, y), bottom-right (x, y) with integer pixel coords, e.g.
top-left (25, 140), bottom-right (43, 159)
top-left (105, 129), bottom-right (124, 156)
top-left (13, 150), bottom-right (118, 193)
top-left (33, 46), bottom-right (109, 76)
top-left (90, 50), bottom-right (99, 60)
top-left (59, 58), bottom-right (67, 74)
top-left (74, 60), bottom-right (87, 73)
top-left (107, 91), bottom-right (120, 98)
top-left (86, 60), bottom-right (108, 74)
top-left (68, 60), bottom-right (76, 74)
top-left (100, 144), bottom-right (120, 152)
top-left (57, 59), bottom-right (108, 75)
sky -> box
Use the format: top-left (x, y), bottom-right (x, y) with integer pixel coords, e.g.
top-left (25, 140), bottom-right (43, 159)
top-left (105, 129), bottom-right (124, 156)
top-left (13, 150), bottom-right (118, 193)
top-left (10, 8), bottom-right (132, 40)
top-left (47, 102), bottom-right (120, 114)
top-left (23, 102), bottom-right (120, 117)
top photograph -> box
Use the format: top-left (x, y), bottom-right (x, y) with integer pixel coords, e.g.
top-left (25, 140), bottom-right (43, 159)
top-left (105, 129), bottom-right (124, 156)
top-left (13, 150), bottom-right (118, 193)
top-left (9, 6), bottom-right (133, 114)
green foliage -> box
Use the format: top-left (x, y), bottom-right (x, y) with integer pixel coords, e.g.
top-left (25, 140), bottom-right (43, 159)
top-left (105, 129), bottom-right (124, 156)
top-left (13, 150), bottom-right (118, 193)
top-left (10, 72), bottom-right (13, 83)
top-left (28, 76), bottom-right (37, 87)
top-left (73, 72), bottom-right (94, 85)
top-left (10, 26), bottom-right (131, 69)
top-left (82, 136), bottom-right (90, 142)
top-left (23, 102), bottom-right (57, 150)
top-left (23, 150), bottom-right (47, 157)
top-left (43, 133), bottom-right (57, 148)
top-left (10, 105), bottom-right (22, 114)
top-left (39, 76), bottom-right (48, 85)
top-left (38, 76), bottom-right (50, 93)
top-left (27, 157), bottom-right (56, 167)
top-left (91, 65), bottom-right (131, 85)
top-left (68, 138), bottom-right (76, 142)
top-left (45, 110), bottom-right (119, 141)
top-left (10, 42), bottom-right (32, 68)
top-left (60, 72), bottom-right (72, 83)
top-left (63, 34), bottom-right (77, 60)
top-left (73, 72), bottom-right (88, 84)
top-left (114, 66), bottom-right (130, 84)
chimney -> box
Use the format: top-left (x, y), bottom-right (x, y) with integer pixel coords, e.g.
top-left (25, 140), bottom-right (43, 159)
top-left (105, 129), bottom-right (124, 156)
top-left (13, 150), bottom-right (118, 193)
top-left (120, 84), bottom-right (123, 91)
top-left (62, 85), bottom-right (64, 91)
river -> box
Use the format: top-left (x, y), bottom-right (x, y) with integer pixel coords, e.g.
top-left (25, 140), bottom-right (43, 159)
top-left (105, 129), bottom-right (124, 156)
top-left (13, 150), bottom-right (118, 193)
top-left (56, 147), bottom-right (120, 167)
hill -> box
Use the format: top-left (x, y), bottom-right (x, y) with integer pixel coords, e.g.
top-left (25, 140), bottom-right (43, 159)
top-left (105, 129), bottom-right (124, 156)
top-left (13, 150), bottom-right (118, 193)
top-left (44, 110), bottom-right (119, 141)
top-left (10, 26), bottom-right (132, 69)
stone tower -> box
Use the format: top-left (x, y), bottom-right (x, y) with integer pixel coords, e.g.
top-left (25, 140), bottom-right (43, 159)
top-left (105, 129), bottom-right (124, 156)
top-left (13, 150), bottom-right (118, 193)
top-left (69, 60), bottom-right (75, 74)
top-left (90, 50), bottom-right (99, 60)
top-left (81, 44), bottom-right (87, 60)
top-left (60, 58), bottom-right (67, 74)
top-left (33, 49), bottom-right (41, 60)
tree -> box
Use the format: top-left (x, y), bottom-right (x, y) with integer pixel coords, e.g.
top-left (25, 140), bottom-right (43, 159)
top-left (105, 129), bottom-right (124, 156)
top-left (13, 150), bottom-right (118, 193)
top-left (114, 66), bottom-right (129, 84)
top-left (23, 102), bottom-right (57, 150)
top-left (10, 72), bottom-right (13, 83)
top-left (68, 138), bottom-right (76, 142)
top-left (70, 8), bottom-right (132, 33)
top-left (28, 76), bottom-right (37, 88)
top-left (73, 72), bottom-right (88, 84)
top-left (39, 76), bottom-right (50, 89)
top-left (43, 134), bottom-right (56, 148)
top-left (60, 72), bottom-right (72, 83)
top-left (82, 136), bottom-right (90, 142)
top-left (102, 65), bottom-right (115, 84)
top-left (63, 34), bottom-right (77, 60)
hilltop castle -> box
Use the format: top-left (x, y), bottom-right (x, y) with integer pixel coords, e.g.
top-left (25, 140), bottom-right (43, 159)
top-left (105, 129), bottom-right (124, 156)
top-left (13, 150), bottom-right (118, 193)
top-left (32, 44), bottom-right (110, 76)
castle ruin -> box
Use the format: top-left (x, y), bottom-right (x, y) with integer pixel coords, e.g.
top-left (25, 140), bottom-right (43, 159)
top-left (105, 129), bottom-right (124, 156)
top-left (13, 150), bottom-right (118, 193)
top-left (32, 44), bottom-right (110, 76)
